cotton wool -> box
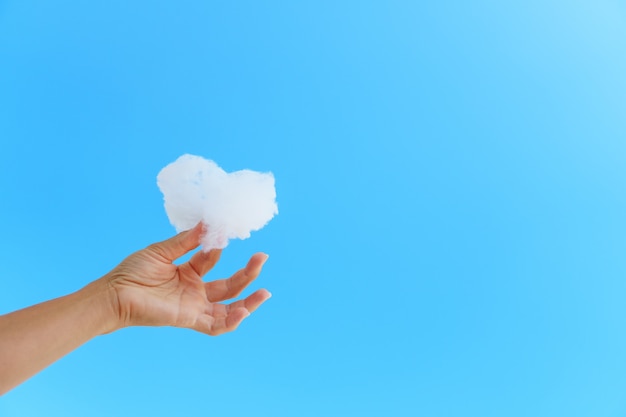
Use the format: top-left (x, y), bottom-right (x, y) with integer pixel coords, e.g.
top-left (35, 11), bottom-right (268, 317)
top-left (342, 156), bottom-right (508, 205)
top-left (157, 154), bottom-right (278, 251)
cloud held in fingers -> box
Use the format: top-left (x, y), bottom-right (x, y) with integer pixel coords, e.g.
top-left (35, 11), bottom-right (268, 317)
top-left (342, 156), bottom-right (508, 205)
top-left (157, 154), bottom-right (278, 251)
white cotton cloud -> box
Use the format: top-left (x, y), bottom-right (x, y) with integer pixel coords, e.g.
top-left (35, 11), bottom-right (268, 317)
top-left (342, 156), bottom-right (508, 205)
top-left (157, 154), bottom-right (278, 251)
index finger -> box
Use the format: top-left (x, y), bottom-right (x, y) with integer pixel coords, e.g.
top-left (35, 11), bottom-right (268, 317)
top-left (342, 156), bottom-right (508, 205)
top-left (188, 248), bottom-right (222, 277)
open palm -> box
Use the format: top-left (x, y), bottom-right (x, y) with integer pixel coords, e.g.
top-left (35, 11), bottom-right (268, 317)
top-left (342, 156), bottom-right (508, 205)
top-left (106, 223), bottom-right (271, 335)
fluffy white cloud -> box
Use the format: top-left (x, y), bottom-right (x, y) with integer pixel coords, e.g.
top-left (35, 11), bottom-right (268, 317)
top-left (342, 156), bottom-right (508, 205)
top-left (157, 154), bottom-right (278, 251)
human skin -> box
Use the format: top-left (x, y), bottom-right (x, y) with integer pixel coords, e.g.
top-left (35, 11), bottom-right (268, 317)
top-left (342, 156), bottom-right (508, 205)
top-left (0, 223), bottom-right (271, 395)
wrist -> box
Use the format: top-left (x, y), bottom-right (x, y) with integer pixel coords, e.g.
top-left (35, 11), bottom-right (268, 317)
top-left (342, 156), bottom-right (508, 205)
top-left (78, 276), bottom-right (123, 335)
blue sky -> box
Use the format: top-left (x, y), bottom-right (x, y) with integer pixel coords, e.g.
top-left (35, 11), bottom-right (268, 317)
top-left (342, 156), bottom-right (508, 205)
top-left (1, 1), bottom-right (626, 416)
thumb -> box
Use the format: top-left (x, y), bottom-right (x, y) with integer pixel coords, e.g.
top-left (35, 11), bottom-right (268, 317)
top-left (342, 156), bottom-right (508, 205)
top-left (150, 223), bottom-right (204, 261)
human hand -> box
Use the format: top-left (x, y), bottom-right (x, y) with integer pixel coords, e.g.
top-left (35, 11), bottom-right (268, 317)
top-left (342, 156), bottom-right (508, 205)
top-left (104, 223), bottom-right (271, 335)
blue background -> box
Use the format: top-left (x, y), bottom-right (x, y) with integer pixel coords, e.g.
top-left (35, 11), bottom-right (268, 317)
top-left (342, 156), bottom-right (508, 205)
top-left (1, 1), bottom-right (626, 415)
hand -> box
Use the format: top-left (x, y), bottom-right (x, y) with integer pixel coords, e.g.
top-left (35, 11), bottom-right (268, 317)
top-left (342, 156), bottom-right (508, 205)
top-left (105, 223), bottom-right (271, 335)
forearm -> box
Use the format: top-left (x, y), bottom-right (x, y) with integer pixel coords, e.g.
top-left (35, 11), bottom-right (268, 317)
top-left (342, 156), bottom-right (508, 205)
top-left (0, 278), bottom-right (119, 395)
